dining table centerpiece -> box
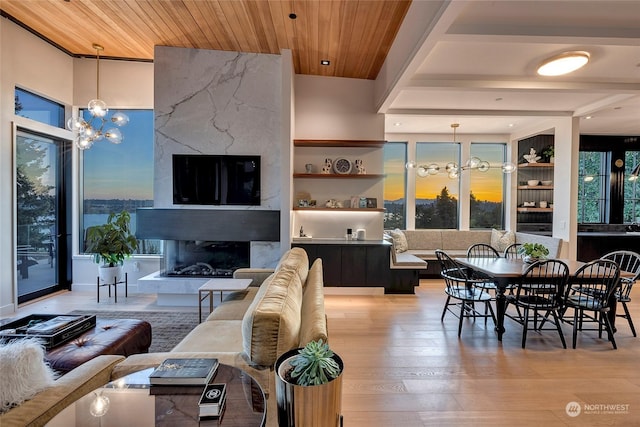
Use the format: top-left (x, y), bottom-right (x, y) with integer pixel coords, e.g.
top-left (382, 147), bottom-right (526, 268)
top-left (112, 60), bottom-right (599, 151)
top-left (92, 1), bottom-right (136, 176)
top-left (517, 242), bottom-right (549, 264)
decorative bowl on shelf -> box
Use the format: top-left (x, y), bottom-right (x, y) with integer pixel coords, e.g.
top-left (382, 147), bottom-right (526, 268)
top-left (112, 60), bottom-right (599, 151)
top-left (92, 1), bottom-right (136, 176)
top-left (541, 180), bottom-right (553, 186)
top-left (527, 180), bottom-right (539, 187)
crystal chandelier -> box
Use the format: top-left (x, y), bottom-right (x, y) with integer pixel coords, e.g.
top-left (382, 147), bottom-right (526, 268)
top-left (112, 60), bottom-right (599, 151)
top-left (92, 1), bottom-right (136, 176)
top-left (406, 123), bottom-right (516, 179)
top-left (66, 44), bottom-right (129, 150)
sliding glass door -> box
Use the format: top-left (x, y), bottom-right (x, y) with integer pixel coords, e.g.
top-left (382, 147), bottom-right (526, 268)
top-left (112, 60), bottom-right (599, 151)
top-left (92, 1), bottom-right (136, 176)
top-left (16, 129), bottom-right (71, 303)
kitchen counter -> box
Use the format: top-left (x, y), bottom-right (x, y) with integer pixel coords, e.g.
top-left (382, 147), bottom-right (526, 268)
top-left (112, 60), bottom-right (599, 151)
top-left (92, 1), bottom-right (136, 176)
top-left (577, 232), bottom-right (640, 261)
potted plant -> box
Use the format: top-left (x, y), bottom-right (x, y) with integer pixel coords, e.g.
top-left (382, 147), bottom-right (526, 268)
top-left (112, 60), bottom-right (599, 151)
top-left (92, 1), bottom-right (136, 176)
top-left (85, 211), bottom-right (138, 282)
top-left (517, 242), bottom-right (549, 264)
top-left (542, 145), bottom-right (555, 163)
top-left (275, 339), bottom-right (344, 427)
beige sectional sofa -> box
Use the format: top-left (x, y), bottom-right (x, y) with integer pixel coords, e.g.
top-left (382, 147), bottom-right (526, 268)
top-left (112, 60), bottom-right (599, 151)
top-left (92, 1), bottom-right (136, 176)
top-left (1, 247), bottom-right (326, 427)
top-left (111, 246), bottom-right (327, 427)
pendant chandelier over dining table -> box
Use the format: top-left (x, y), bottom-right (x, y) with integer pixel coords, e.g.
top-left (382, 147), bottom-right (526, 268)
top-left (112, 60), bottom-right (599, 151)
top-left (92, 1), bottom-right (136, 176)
top-left (406, 123), bottom-right (516, 179)
top-left (66, 43), bottom-right (129, 150)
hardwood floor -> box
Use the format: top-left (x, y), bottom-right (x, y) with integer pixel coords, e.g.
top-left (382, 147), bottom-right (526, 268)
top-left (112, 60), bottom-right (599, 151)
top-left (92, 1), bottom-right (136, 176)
top-left (5, 279), bottom-right (640, 426)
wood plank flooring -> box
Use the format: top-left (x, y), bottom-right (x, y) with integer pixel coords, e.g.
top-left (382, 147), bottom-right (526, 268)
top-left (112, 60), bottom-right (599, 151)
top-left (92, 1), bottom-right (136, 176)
top-left (5, 279), bottom-right (640, 426)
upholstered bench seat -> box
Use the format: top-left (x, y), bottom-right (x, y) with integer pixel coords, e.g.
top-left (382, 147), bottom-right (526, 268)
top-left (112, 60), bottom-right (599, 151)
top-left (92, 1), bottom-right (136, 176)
top-left (45, 318), bottom-right (151, 374)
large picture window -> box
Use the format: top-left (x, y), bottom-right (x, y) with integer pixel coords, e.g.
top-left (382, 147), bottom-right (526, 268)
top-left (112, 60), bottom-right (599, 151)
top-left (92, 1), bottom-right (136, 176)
top-left (81, 109), bottom-right (159, 254)
top-left (578, 151), bottom-right (608, 223)
top-left (383, 142), bottom-right (407, 229)
top-left (624, 151), bottom-right (640, 223)
top-left (469, 143), bottom-right (506, 229)
top-left (415, 143), bottom-right (459, 229)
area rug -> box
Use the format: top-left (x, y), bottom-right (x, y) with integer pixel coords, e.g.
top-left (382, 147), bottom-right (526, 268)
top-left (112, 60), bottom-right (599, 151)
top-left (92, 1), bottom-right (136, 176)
top-left (68, 310), bottom-right (199, 353)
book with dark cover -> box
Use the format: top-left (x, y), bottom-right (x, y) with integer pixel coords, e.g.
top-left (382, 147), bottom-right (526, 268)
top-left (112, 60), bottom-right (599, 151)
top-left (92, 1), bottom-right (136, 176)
top-left (198, 383), bottom-right (226, 417)
top-left (149, 384), bottom-right (204, 395)
top-left (25, 315), bottom-right (82, 334)
top-left (149, 358), bottom-right (218, 385)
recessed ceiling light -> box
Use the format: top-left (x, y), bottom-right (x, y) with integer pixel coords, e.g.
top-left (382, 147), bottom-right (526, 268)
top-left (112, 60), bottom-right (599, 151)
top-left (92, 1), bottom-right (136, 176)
top-left (508, 123), bottom-right (514, 127)
top-left (320, 60), bottom-right (330, 66)
top-left (495, 97), bottom-right (503, 101)
top-left (585, 116), bottom-right (593, 120)
top-left (537, 51), bottom-right (590, 76)
top-left (393, 122), bottom-right (402, 127)
top-left (289, 13), bottom-right (297, 19)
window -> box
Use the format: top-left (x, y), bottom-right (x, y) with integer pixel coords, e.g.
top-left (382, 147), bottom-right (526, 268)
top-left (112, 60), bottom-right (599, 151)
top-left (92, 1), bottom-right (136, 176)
top-left (469, 144), bottom-right (506, 229)
top-left (383, 142), bottom-right (407, 229)
top-left (415, 143), bottom-right (459, 229)
top-left (624, 151), bottom-right (640, 223)
top-left (578, 151), bottom-right (608, 223)
top-left (14, 87), bottom-right (65, 128)
top-left (81, 109), bottom-right (159, 254)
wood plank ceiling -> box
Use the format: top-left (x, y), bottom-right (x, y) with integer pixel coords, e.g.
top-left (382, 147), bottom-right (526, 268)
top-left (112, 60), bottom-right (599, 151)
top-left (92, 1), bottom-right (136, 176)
top-left (1, 0), bottom-right (411, 80)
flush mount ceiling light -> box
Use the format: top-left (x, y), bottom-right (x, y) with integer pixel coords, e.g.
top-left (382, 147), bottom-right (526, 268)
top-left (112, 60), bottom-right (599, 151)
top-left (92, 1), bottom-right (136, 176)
top-left (406, 123), bottom-right (516, 179)
top-left (66, 44), bottom-right (128, 150)
top-left (537, 51), bottom-right (590, 76)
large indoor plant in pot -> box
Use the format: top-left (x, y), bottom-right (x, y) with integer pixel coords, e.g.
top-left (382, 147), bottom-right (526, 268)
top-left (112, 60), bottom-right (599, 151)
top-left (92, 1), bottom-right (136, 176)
top-left (85, 211), bottom-right (138, 282)
top-left (275, 339), bottom-right (344, 427)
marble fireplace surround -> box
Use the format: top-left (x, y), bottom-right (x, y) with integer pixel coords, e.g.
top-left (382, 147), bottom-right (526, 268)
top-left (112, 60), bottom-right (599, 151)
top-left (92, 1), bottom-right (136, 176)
top-left (137, 208), bottom-right (280, 305)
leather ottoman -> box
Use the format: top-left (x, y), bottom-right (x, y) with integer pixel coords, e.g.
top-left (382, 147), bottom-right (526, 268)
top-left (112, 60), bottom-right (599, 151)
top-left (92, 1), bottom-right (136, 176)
top-left (46, 318), bottom-right (152, 373)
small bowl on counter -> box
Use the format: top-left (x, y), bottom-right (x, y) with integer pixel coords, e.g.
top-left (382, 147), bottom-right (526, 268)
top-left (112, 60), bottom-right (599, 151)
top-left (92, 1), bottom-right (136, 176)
top-left (541, 180), bottom-right (553, 186)
top-left (527, 180), bottom-right (540, 187)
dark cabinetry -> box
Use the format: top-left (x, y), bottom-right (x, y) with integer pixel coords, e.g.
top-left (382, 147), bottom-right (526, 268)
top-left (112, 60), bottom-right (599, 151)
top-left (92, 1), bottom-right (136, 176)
top-left (292, 241), bottom-right (396, 291)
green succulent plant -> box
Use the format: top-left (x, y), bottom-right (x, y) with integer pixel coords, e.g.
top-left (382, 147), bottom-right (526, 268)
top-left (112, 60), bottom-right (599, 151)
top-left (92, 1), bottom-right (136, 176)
top-left (517, 242), bottom-right (549, 259)
top-left (289, 339), bottom-right (341, 386)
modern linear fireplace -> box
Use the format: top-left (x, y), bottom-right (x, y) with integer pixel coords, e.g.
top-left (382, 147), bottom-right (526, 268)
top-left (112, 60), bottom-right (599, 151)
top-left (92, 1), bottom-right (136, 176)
top-left (160, 240), bottom-right (250, 278)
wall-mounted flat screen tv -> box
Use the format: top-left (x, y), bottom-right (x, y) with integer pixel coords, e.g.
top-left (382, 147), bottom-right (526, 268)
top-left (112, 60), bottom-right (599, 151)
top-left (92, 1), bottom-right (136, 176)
top-left (172, 154), bottom-right (261, 206)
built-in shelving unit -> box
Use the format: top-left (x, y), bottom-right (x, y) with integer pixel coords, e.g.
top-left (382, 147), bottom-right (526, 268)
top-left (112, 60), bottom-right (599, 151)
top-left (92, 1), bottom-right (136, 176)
top-left (292, 139), bottom-right (386, 241)
top-left (516, 135), bottom-right (554, 235)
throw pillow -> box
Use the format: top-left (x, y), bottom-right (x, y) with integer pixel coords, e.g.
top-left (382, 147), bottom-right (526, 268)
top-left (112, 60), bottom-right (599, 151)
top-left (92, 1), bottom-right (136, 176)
top-left (0, 339), bottom-right (56, 413)
top-left (388, 229), bottom-right (408, 253)
top-left (491, 229), bottom-right (515, 252)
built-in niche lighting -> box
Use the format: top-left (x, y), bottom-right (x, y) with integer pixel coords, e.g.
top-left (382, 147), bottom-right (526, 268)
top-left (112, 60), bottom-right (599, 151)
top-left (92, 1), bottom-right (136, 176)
top-left (537, 51), bottom-right (590, 76)
top-left (320, 60), bottom-right (330, 66)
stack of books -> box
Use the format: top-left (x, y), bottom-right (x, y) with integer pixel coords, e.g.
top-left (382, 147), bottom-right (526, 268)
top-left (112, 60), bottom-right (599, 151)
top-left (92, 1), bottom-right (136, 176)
top-left (148, 358), bottom-right (219, 387)
top-left (198, 383), bottom-right (226, 418)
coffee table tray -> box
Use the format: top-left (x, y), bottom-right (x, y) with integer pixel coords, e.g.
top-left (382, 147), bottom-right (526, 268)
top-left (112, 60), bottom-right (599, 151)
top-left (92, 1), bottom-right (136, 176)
top-left (0, 314), bottom-right (97, 349)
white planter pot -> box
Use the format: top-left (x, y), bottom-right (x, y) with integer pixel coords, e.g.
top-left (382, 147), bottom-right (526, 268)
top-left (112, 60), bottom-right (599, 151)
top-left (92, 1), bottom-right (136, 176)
top-left (99, 265), bottom-right (123, 283)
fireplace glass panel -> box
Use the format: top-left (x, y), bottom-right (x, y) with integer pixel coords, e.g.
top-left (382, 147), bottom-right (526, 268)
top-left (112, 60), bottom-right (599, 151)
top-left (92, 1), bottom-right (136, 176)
top-left (161, 240), bottom-right (249, 278)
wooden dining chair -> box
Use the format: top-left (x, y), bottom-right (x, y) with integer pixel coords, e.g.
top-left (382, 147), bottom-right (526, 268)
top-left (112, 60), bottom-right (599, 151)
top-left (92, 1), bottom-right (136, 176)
top-left (505, 259), bottom-right (569, 349)
top-left (601, 250), bottom-right (640, 337)
top-left (563, 259), bottom-right (620, 349)
top-left (436, 250), bottom-right (496, 337)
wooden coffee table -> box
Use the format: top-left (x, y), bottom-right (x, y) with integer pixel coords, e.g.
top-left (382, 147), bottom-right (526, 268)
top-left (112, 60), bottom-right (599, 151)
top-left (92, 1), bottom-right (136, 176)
top-left (198, 278), bottom-right (252, 322)
top-left (46, 363), bottom-right (265, 427)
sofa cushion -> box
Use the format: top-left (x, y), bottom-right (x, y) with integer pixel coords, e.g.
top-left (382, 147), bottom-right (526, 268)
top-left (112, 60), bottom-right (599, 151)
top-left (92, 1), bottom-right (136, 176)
top-left (402, 230), bottom-right (443, 250)
top-left (276, 247), bottom-right (309, 288)
top-left (206, 287), bottom-right (261, 321)
top-left (242, 267), bottom-right (303, 367)
top-left (172, 320), bottom-right (244, 353)
top-left (388, 229), bottom-right (408, 252)
top-left (298, 259), bottom-right (328, 346)
top-left (441, 230), bottom-right (492, 251)
top-left (491, 229), bottom-right (516, 252)
top-left (0, 339), bottom-right (56, 413)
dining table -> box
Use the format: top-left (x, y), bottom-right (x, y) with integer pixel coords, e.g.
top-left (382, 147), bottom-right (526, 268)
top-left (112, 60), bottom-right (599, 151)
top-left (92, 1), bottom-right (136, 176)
top-left (454, 257), bottom-right (621, 341)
